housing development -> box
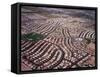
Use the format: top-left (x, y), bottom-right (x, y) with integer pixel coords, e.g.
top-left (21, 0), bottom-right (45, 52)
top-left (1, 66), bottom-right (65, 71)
top-left (21, 6), bottom-right (95, 71)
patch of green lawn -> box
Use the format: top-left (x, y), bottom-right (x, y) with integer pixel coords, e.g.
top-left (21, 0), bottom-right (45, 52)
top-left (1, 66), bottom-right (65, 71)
top-left (21, 32), bottom-right (45, 42)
